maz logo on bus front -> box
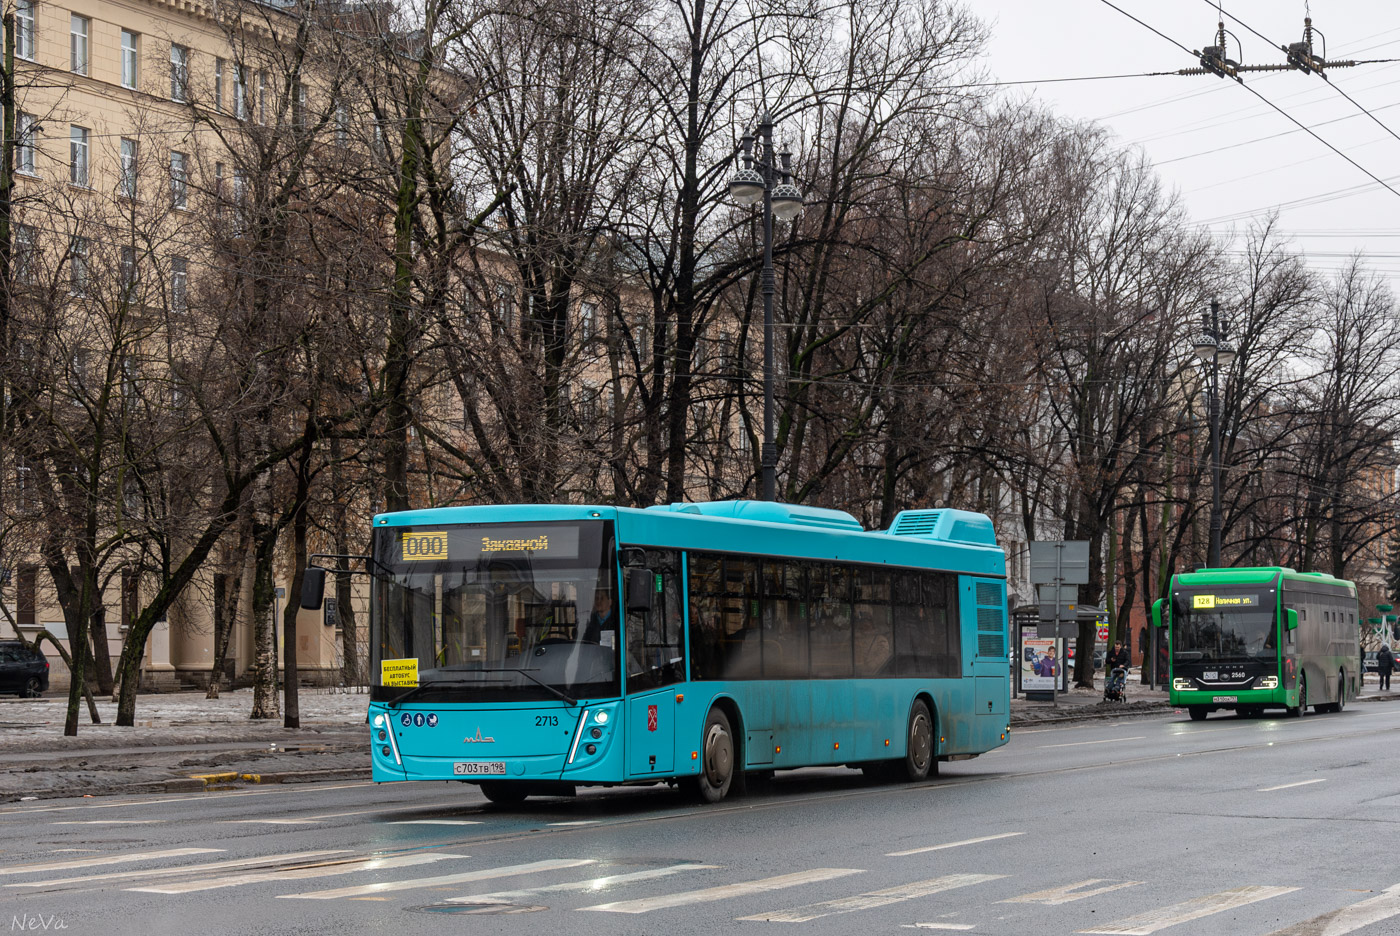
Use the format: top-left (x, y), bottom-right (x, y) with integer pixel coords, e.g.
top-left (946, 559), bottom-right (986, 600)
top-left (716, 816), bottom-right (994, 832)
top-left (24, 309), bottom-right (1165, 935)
top-left (463, 728), bottom-right (496, 743)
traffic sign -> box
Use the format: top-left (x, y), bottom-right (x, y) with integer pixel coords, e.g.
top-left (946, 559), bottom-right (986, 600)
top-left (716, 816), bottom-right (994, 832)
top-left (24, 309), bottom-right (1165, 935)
top-left (1029, 541), bottom-right (1090, 586)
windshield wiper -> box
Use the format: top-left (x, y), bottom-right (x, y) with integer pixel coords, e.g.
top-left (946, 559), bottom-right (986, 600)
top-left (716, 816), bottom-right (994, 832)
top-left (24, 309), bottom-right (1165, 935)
top-left (473, 667), bottom-right (576, 707)
top-left (386, 679), bottom-right (479, 709)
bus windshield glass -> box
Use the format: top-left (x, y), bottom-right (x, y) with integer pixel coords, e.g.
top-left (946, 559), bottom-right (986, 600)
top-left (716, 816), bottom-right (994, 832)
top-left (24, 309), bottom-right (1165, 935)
top-left (1172, 591), bottom-right (1277, 664)
top-left (371, 521), bottom-right (618, 702)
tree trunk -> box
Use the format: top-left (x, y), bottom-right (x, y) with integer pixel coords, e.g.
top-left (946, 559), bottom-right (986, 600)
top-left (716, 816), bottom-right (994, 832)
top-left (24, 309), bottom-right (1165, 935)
top-left (88, 605), bottom-right (114, 696)
top-left (249, 520), bottom-right (280, 720)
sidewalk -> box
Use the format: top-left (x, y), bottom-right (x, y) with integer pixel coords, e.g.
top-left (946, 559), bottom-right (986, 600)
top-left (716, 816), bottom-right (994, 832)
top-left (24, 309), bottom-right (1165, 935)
top-left (2, 678), bottom-right (1397, 802)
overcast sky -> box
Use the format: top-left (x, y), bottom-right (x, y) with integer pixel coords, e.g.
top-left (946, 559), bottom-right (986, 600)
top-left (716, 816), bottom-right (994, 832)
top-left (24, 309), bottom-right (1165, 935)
top-left (975, 0), bottom-right (1400, 295)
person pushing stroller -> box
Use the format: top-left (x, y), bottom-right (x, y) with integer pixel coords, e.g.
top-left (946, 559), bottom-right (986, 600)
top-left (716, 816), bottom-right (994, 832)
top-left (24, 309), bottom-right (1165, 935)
top-left (1104, 639), bottom-right (1130, 702)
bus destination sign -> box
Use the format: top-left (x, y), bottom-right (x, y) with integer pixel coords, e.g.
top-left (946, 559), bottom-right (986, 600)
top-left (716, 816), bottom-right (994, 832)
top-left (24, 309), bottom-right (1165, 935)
top-left (398, 525), bottom-right (583, 563)
top-left (1192, 594), bottom-right (1258, 610)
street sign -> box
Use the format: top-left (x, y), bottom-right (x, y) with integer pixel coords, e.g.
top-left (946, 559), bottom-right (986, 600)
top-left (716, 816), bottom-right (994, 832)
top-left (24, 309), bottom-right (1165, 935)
top-left (1097, 625), bottom-right (1109, 641)
top-left (1037, 584), bottom-right (1078, 623)
top-left (1037, 621), bottom-right (1078, 639)
top-left (1029, 541), bottom-right (1090, 586)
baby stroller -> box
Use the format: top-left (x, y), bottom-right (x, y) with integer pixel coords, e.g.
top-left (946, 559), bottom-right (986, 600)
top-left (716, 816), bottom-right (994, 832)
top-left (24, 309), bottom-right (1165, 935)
top-left (1103, 666), bottom-right (1128, 702)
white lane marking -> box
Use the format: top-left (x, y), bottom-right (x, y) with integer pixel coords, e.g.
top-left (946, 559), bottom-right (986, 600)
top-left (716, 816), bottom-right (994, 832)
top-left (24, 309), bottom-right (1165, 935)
top-left (1080, 885), bottom-right (1300, 935)
top-left (226, 819), bottom-right (322, 825)
top-left (1003, 879), bottom-right (1144, 905)
top-left (739, 873), bottom-right (1004, 923)
top-left (1258, 779), bottom-right (1326, 792)
top-left (580, 868), bottom-right (863, 914)
top-left (547, 821), bottom-right (600, 826)
top-left (0, 781), bottom-right (374, 815)
top-left (1261, 882), bottom-right (1400, 935)
top-left (887, 832), bottom-right (1024, 857)
top-left (902, 925), bottom-right (976, 931)
top-left (7, 851), bottom-right (351, 888)
top-left (1039, 736), bottom-right (1146, 749)
top-left (131, 852), bottom-right (467, 894)
top-left (0, 848), bottom-right (221, 876)
top-left (52, 820), bottom-right (163, 825)
top-left (279, 858), bottom-right (595, 900)
top-left (454, 864), bottom-right (719, 903)
top-left (388, 820), bottom-right (482, 826)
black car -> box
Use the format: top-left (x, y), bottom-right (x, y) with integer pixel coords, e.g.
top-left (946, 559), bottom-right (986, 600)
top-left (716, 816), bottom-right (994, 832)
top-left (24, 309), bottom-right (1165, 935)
top-left (0, 641), bottom-right (49, 697)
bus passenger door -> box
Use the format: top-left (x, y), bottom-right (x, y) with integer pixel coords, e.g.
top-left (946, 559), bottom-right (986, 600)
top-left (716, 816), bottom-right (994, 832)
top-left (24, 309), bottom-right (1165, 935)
top-left (624, 550), bottom-right (685, 776)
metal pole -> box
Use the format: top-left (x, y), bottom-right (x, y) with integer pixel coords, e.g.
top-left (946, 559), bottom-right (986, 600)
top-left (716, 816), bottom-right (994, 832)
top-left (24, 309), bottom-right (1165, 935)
top-left (759, 114), bottom-right (778, 502)
top-left (1208, 300), bottom-right (1223, 569)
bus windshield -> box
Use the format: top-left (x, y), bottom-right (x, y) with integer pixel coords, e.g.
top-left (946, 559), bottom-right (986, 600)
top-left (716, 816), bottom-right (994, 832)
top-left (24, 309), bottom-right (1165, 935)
top-left (371, 521), bottom-right (618, 702)
top-left (1172, 591), bottom-right (1277, 665)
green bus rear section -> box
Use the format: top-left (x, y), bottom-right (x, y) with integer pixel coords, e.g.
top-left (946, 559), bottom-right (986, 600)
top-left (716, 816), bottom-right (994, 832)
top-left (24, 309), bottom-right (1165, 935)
top-left (366, 502), bottom-right (1011, 786)
top-left (1167, 566), bottom-right (1359, 715)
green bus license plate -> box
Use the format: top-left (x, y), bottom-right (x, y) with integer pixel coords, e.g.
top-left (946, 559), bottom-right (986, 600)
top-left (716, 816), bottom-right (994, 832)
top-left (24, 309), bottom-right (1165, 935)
top-left (1212, 696), bottom-right (1238, 703)
top-left (454, 762), bottom-right (506, 776)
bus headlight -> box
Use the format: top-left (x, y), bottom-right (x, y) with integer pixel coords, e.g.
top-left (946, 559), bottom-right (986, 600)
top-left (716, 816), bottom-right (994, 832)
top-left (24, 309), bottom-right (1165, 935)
top-left (1173, 678), bottom-right (1193, 691)
top-left (372, 713), bottom-right (385, 728)
top-left (594, 711), bottom-right (609, 725)
top-left (1256, 676), bottom-right (1279, 689)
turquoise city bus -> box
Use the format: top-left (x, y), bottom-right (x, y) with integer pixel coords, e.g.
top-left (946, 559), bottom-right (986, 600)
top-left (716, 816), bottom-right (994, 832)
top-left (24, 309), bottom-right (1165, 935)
top-left (1153, 567), bottom-right (1359, 721)
top-left (306, 500), bottom-right (1011, 803)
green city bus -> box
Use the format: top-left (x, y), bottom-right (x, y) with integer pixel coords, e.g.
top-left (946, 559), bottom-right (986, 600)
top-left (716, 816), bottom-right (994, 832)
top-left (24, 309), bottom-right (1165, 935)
top-left (1152, 567), bottom-right (1358, 721)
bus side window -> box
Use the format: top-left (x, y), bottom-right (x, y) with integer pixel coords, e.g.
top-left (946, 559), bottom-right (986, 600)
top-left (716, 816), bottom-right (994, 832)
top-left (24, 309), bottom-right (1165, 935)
top-left (625, 549), bottom-right (684, 693)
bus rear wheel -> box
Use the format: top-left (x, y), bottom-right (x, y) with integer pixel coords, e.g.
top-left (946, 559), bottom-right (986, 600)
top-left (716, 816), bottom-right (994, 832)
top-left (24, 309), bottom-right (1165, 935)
top-left (695, 708), bottom-right (735, 803)
top-left (902, 700), bottom-right (935, 781)
top-left (478, 781), bottom-right (529, 805)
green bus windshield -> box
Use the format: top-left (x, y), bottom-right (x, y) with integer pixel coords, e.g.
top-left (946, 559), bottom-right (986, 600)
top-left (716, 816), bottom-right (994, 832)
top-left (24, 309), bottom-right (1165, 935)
top-left (1172, 591), bottom-right (1278, 665)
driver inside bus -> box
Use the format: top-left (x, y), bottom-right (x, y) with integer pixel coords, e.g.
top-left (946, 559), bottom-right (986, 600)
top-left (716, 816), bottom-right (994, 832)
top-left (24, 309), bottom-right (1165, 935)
top-left (581, 588), bottom-right (617, 643)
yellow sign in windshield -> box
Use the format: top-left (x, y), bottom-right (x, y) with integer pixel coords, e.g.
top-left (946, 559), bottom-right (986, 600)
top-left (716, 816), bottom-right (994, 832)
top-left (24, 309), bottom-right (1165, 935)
top-left (381, 658), bottom-right (419, 687)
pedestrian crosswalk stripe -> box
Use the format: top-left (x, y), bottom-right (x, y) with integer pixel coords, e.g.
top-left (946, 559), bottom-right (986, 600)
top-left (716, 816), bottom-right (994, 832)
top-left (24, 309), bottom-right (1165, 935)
top-left (1003, 879), bottom-right (1144, 905)
top-left (739, 873), bottom-right (1005, 923)
top-left (130, 852), bottom-right (468, 894)
top-left (7, 851), bottom-right (351, 889)
top-left (901, 925), bottom-right (975, 931)
top-left (1080, 885), bottom-right (1300, 935)
top-left (1260, 882), bottom-right (1400, 936)
top-left (887, 832), bottom-right (1024, 857)
top-left (279, 858), bottom-right (597, 900)
top-left (453, 864), bottom-right (719, 904)
top-left (0, 848), bottom-right (222, 876)
top-left (580, 868), bottom-right (864, 914)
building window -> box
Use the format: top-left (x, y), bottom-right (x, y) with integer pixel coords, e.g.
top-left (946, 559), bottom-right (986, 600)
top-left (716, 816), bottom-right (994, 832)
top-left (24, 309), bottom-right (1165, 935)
top-left (214, 161), bottom-right (224, 209)
top-left (119, 138), bottom-right (138, 198)
top-left (16, 113), bottom-right (37, 176)
top-left (292, 81), bottom-right (306, 131)
top-left (70, 125), bottom-right (89, 186)
top-left (16, 0), bottom-right (34, 61)
top-left (495, 283), bottom-right (515, 330)
top-left (171, 256), bottom-right (188, 313)
top-left (70, 14), bottom-right (89, 75)
top-left (120, 245), bottom-right (138, 300)
top-left (70, 236), bottom-right (88, 296)
top-left (214, 58), bottom-right (223, 112)
top-left (579, 300), bottom-right (597, 341)
top-left (170, 44), bottom-right (189, 102)
top-left (234, 65), bottom-right (247, 120)
top-left (258, 70), bottom-right (266, 124)
top-left (14, 224), bottom-right (37, 284)
top-left (170, 151), bottom-right (187, 208)
top-left (335, 100), bottom-right (348, 146)
top-left (121, 30), bottom-right (138, 89)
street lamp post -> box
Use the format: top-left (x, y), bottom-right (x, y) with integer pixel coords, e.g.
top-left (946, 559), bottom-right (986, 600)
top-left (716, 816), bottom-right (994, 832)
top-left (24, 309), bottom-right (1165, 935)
top-left (728, 113), bottom-right (804, 502)
top-left (1191, 299), bottom-right (1235, 569)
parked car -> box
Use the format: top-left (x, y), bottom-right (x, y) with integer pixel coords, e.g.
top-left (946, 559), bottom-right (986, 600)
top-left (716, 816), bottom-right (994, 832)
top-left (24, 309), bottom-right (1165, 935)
top-left (1066, 646), bottom-right (1106, 670)
top-left (1364, 651), bottom-right (1379, 673)
top-left (0, 641), bottom-right (49, 697)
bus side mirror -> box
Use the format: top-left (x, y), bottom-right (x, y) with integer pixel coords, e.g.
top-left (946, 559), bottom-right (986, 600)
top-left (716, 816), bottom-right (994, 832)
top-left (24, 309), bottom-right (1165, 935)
top-left (626, 568), bottom-right (655, 614)
top-left (300, 567), bottom-right (327, 610)
top-left (1151, 598), bottom-right (1165, 628)
top-left (1286, 608), bottom-right (1298, 631)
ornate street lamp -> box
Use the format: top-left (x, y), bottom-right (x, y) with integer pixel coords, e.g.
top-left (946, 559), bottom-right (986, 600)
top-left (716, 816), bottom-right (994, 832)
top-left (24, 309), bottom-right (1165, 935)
top-left (1193, 299), bottom-right (1233, 568)
top-left (728, 114), bottom-right (804, 501)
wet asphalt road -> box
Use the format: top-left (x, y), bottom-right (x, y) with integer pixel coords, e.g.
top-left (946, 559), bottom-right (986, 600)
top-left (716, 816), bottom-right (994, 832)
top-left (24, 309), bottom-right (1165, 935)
top-left (3, 700), bottom-right (1399, 936)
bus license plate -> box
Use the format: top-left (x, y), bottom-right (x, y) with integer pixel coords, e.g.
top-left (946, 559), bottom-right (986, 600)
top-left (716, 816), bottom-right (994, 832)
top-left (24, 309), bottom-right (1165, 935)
top-left (454, 762), bottom-right (506, 776)
top-left (1212, 696), bottom-right (1237, 703)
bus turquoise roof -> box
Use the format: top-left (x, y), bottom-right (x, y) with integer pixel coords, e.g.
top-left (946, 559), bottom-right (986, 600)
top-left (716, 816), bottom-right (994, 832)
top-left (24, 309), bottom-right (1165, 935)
top-left (372, 501), bottom-right (1006, 578)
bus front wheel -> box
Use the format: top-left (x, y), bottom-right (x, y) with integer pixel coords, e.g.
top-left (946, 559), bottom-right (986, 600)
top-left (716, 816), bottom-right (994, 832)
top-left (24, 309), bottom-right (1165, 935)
top-left (1188, 706), bottom-right (1208, 721)
top-left (695, 708), bottom-right (735, 803)
top-left (479, 781), bottom-right (529, 805)
top-left (1289, 676), bottom-right (1309, 718)
top-left (902, 700), bottom-right (935, 781)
